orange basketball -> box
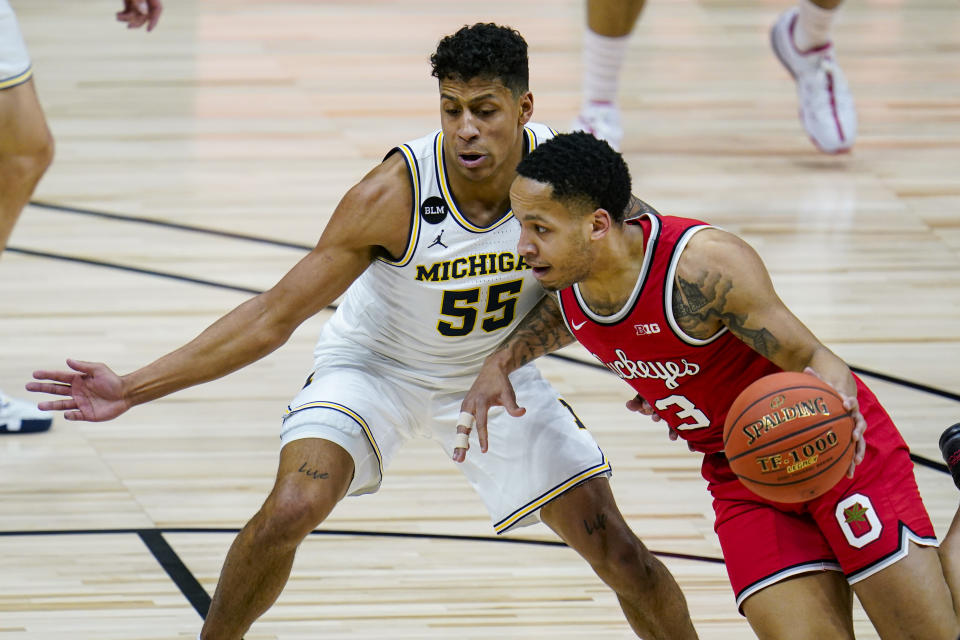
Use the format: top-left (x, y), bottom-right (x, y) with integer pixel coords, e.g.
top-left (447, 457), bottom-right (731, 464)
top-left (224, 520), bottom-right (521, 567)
top-left (723, 371), bottom-right (855, 503)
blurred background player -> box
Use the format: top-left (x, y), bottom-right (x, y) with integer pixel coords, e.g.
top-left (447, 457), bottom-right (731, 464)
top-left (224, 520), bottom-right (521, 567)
top-left (0, 0), bottom-right (162, 434)
top-left (571, 0), bottom-right (856, 153)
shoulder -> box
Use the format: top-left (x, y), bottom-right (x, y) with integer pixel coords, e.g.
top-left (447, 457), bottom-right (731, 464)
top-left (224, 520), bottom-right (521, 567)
top-left (677, 227), bottom-right (760, 277)
top-left (318, 153), bottom-right (414, 256)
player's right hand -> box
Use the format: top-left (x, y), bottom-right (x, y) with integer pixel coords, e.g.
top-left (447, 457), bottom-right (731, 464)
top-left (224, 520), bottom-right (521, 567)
top-left (117, 0), bottom-right (163, 32)
top-left (454, 361), bottom-right (526, 463)
top-left (27, 359), bottom-right (131, 422)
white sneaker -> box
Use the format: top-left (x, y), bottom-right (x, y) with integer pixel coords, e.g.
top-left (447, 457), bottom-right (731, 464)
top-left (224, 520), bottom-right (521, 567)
top-left (571, 101), bottom-right (624, 151)
top-left (0, 390), bottom-right (53, 434)
top-left (770, 8), bottom-right (857, 153)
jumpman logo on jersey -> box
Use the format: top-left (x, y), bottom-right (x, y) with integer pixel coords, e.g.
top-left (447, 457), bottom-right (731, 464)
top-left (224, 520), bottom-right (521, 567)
top-left (428, 229), bottom-right (447, 249)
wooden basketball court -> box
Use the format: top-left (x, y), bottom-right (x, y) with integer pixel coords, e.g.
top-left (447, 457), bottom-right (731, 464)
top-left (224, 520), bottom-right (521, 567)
top-left (1, 0), bottom-right (958, 638)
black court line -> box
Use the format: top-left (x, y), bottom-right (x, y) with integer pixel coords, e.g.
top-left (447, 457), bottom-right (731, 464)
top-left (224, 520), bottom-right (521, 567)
top-left (29, 200), bottom-right (313, 251)
top-left (138, 530), bottom-right (211, 617)
top-left (0, 526), bottom-right (725, 617)
top-left (6, 247), bottom-right (262, 295)
top-left (0, 526), bottom-right (726, 565)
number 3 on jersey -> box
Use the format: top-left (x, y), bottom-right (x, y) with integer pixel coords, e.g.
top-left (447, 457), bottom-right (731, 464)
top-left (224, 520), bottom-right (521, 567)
top-left (437, 280), bottom-right (523, 336)
top-left (654, 395), bottom-right (710, 430)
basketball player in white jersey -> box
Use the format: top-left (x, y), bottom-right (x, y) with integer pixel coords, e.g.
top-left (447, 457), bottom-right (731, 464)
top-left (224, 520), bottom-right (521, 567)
top-left (0, 0), bottom-right (161, 434)
top-left (28, 24), bottom-right (698, 640)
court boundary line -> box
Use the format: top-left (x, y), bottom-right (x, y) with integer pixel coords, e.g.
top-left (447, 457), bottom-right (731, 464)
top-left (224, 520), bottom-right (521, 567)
top-left (0, 526), bottom-right (725, 618)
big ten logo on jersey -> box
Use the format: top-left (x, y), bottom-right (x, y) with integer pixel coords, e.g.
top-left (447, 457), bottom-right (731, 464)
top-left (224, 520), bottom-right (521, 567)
top-left (415, 252), bottom-right (530, 283)
top-left (634, 322), bottom-right (661, 336)
top-left (420, 196), bottom-right (448, 224)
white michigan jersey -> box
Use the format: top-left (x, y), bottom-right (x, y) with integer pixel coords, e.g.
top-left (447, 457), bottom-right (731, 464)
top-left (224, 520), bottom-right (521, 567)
top-left (314, 123), bottom-right (556, 389)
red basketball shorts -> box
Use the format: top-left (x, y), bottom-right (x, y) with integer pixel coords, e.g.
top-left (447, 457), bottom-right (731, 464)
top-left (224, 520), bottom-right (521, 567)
top-left (703, 381), bottom-right (937, 611)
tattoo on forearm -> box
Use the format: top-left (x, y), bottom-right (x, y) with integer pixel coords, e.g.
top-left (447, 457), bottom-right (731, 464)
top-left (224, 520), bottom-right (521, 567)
top-left (499, 296), bottom-right (575, 367)
top-left (673, 273), bottom-right (780, 358)
top-left (583, 513), bottom-right (607, 535)
top-left (298, 462), bottom-right (329, 480)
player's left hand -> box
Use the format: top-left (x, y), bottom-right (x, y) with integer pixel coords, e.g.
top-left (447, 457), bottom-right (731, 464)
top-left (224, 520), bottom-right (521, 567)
top-left (117, 0), bottom-right (163, 31)
top-left (803, 366), bottom-right (867, 478)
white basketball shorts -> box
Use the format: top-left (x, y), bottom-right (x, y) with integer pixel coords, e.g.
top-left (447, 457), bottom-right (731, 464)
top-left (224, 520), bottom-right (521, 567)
top-left (281, 349), bottom-right (611, 534)
top-left (0, 1), bottom-right (32, 90)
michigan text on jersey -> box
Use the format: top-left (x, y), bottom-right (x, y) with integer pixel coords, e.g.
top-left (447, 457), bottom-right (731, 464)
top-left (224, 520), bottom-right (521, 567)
top-left (415, 252), bottom-right (530, 282)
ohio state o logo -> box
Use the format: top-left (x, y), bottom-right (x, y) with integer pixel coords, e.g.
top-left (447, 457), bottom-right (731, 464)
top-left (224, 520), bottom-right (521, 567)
top-left (835, 493), bottom-right (882, 548)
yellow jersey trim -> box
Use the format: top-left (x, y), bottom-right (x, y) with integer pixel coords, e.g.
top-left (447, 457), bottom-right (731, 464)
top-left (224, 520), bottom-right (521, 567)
top-left (435, 133), bottom-right (517, 234)
top-left (377, 143), bottom-right (421, 267)
top-left (283, 400), bottom-right (384, 482)
top-left (493, 455), bottom-right (612, 534)
top-left (0, 66), bottom-right (33, 90)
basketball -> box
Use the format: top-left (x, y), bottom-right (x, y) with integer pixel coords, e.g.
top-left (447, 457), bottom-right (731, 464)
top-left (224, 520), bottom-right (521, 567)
top-left (723, 371), bottom-right (855, 503)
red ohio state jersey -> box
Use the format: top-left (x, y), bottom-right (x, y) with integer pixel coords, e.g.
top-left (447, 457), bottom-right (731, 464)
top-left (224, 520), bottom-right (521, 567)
top-left (556, 213), bottom-right (781, 453)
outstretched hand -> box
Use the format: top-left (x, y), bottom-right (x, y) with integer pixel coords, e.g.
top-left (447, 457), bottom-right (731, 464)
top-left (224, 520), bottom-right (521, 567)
top-left (453, 362), bottom-right (526, 463)
top-left (803, 366), bottom-right (867, 478)
top-left (117, 0), bottom-right (163, 31)
top-left (27, 359), bottom-right (130, 422)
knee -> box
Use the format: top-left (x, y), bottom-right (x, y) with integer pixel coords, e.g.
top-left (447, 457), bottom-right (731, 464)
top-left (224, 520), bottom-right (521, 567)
top-left (592, 531), bottom-right (661, 591)
top-left (252, 479), bottom-right (338, 548)
top-left (0, 128), bottom-right (54, 183)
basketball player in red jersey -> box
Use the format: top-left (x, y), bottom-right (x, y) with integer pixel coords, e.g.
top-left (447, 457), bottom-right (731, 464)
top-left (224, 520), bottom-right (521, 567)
top-left (457, 132), bottom-right (960, 638)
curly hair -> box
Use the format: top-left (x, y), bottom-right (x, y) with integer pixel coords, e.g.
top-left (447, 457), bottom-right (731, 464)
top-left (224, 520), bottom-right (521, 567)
top-left (430, 23), bottom-right (529, 96)
top-left (516, 132), bottom-right (632, 223)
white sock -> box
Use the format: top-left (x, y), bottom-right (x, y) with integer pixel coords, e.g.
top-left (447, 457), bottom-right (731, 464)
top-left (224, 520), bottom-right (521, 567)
top-left (793, 0), bottom-right (837, 51)
top-left (580, 29), bottom-right (631, 109)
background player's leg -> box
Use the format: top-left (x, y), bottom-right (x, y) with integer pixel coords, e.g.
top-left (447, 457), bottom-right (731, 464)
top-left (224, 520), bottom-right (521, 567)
top-left (742, 572), bottom-right (855, 639)
top-left (200, 438), bottom-right (354, 640)
top-left (852, 543), bottom-right (960, 639)
top-left (541, 476), bottom-right (699, 640)
top-left (0, 77), bottom-right (55, 432)
top-left (770, 0), bottom-right (856, 152)
top-left (571, 0), bottom-right (645, 150)
top-left (0, 78), bottom-right (53, 253)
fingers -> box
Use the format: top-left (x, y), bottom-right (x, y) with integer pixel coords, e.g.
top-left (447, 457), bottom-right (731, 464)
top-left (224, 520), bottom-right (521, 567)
top-left (116, 0), bottom-right (161, 30)
top-left (37, 398), bottom-right (79, 412)
top-left (668, 426), bottom-right (679, 441)
top-left (146, 0), bottom-right (163, 31)
top-left (32, 369), bottom-right (81, 384)
top-left (452, 412), bottom-right (475, 463)
top-left (25, 381), bottom-right (74, 396)
top-left (66, 358), bottom-right (98, 374)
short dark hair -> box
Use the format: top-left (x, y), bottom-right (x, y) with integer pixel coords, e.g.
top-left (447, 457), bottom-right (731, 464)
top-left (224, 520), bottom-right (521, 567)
top-left (516, 132), bottom-right (632, 223)
top-left (430, 23), bottom-right (529, 97)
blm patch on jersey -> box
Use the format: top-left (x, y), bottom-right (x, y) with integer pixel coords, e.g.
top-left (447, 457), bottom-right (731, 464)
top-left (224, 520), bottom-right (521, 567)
top-left (421, 196), bottom-right (448, 224)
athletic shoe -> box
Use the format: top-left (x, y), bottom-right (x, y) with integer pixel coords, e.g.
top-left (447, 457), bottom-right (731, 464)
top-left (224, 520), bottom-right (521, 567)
top-left (0, 390), bottom-right (53, 434)
top-left (938, 423), bottom-right (960, 490)
top-left (571, 101), bottom-right (624, 151)
top-left (770, 7), bottom-right (857, 153)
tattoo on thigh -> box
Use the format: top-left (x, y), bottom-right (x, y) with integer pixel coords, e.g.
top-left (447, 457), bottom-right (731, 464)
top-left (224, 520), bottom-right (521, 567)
top-left (298, 462), bottom-right (329, 480)
top-left (583, 512), bottom-right (607, 535)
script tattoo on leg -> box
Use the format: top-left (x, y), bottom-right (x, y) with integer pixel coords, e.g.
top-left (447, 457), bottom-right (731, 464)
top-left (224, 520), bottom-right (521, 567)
top-left (298, 462), bottom-right (329, 480)
top-left (584, 512), bottom-right (607, 535)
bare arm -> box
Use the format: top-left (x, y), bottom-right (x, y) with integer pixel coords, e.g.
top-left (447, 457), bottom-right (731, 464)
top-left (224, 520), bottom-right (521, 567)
top-left (672, 228), bottom-right (867, 472)
top-left (29, 155), bottom-right (414, 420)
top-left (485, 293), bottom-right (576, 374)
top-left (453, 294), bottom-right (575, 462)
